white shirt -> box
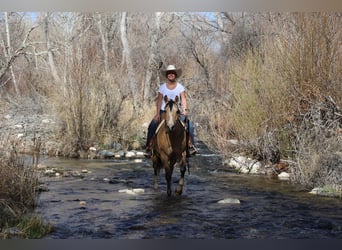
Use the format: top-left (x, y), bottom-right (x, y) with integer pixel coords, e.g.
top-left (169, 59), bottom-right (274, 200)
top-left (158, 82), bottom-right (185, 111)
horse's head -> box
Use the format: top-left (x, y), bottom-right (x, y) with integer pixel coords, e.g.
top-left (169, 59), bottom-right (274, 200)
top-left (164, 95), bottom-right (180, 132)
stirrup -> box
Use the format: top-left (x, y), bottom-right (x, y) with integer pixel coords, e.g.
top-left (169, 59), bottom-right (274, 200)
top-left (144, 148), bottom-right (152, 158)
top-left (187, 145), bottom-right (198, 156)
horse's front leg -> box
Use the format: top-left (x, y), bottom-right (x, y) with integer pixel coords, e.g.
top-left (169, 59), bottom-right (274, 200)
top-left (165, 165), bottom-right (173, 197)
top-left (175, 153), bottom-right (187, 195)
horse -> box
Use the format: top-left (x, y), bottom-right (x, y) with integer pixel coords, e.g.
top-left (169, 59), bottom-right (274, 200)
top-left (151, 95), bottom-right (189, 196)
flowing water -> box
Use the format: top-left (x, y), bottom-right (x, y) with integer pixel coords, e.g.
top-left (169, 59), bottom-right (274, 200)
top-left (35, 142), bottom-right (342, 239)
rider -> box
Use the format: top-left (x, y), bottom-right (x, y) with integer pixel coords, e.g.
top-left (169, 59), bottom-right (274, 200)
top-left (144, 64), bottom-right (197, 157)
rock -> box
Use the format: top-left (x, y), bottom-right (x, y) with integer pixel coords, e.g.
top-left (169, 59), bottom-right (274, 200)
top-left (79, 201), bottom-right (87, 206)
top-left (136, 151), bottom-right (145, 157)
top-left (98, 150), bottom-right (114, 158)
top-left (115, 151), bottom-right (125, 158)
top-left (309, 187), bottom-right (324, 195)
top-left (132, 188), bottom-right (145, 193)
top-left (278, 172), bottom-right (290, 180)
top-left (125, 151), bottom-right (136, 158)
top-left (118, 188), bottom-right (145, 195)
top-left (218, 198), bottom-right (240, 204)
top-left (225, 156), bottom-right (262, 174)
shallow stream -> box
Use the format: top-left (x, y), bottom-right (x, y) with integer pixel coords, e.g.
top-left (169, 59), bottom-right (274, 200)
top-left (35, 143), bottom-right (342, 239)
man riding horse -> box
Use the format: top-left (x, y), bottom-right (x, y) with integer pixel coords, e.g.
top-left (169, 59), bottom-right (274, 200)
top-left (144, 64), bottom-right (197, 157)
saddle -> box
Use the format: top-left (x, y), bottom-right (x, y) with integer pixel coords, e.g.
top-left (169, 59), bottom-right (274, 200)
top-left (151, 117), bottom-right (192, 157)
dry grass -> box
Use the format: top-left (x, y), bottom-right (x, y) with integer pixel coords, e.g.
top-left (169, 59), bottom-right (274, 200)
top-left (0, 134), bottom-right (53, 238)
top-left (0, 143), bottom-right (38, 220)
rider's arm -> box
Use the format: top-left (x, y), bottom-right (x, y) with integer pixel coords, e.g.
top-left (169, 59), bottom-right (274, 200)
top-left (180, 91), bottom-right (188, 116)
top-left (154, 92), bottom-right (163, 120)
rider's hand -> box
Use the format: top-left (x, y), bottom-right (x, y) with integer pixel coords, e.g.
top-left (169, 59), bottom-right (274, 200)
top-left (153, 113), bottom-right (160, 122)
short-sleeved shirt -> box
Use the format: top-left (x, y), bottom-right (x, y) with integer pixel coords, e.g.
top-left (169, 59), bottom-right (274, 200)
top-left (158, 82), bottom-right (185, 111)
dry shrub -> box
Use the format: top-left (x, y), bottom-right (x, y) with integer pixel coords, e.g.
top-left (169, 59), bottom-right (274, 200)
top-left (291, 98), bottom-right (342, 190)
top-left (274, 13), bottom-right (342, 109)
top-left (49, 71), bottom-right (127, 155)
top-left (114, 99), bottom-right (155, 150)
top-left (49, 67), bottom-right (157, 155)
top-left (0, 136), bottom-right (38, 228)
top-left (227, 52), bottom-right (291, 161)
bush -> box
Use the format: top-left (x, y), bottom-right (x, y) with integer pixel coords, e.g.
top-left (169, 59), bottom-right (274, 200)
top-left (0, 136), bottom-right (52, 238)
top-left (0, 143), bottom-right (38, 224)
top-left (290, 98), bottom-right (342, 190)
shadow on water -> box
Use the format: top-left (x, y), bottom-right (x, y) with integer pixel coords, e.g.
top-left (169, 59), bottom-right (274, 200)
top-left (35, 142), bottom-right (342, 239)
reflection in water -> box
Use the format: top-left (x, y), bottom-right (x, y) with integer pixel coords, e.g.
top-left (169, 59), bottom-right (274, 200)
top-left (35, 144), bottom-right (342, 239)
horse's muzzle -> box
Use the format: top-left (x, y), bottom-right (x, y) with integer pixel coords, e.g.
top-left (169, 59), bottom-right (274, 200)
top-left (166, 125), bottom-right (174, 133)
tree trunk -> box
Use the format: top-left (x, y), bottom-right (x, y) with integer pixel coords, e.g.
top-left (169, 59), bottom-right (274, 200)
top-left (120, 12), bottom-right (138, 109)
top-left (4, 12), bottom-right (20, 95)
top-left (143, 12), bottom-right (162, 102)
top-left (44, 12), bottom-right (61, 83)
top-left (97, 13), bottom-right (109, 73)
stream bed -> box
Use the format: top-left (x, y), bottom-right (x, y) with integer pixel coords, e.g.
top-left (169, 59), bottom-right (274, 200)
top-left (35, 143), bottom-right (342, 239)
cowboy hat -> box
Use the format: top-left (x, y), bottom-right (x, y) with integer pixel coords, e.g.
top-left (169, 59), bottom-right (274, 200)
top-left (160, 65), bottom-right (182, 78)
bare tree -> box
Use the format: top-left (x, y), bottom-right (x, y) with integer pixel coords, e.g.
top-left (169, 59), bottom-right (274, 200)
top-left (143, 12), bottom-right (162, 102)
top-left (120, 12), bottom-right (138, 108)
top-left (0, 12), bottom-right (39, 96)
top-left (3, 12), bottom-right (19, 94)
top-left (96, 13), bottom-right (109, 74)
top-left (44, 12), bottom-right (61, 84)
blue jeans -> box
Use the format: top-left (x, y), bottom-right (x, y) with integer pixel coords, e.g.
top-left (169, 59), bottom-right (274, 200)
top-left (146, 111), bottom-right (195, 147)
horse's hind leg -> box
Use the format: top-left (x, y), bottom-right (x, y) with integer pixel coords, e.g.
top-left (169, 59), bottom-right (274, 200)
top-left (153, 169), bottom-right (158, 191)
top-left (152, 157), bottom-right (161, 191)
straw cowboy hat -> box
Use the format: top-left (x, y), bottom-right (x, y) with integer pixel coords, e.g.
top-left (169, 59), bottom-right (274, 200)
top-left (160, 64), bottom-right (182, 78)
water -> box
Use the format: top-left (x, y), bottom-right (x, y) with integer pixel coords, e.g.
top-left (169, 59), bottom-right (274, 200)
top-left (35, 143), bottom-right (342, 239)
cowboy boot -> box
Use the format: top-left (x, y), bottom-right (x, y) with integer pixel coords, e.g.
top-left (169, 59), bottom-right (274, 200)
top-left (188, 138), bottom-right (197, 156)
top-left (144, 137), bottom-right (154, 158)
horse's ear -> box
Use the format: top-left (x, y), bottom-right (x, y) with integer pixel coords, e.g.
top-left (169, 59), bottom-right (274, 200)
top-left (175, 96), bottom-right (179, 103)
top-left (164, 95), bottom-right (168, 103)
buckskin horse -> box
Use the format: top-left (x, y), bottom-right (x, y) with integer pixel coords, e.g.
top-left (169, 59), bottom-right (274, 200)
top-left (151, 95), bottom-right (189, 196)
